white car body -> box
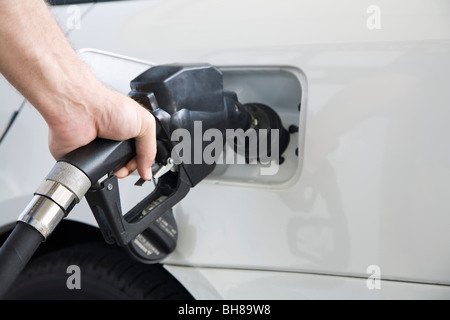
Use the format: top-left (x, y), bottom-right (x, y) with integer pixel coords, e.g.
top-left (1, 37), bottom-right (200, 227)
top-left (1, 0), bottom-right (450, 299)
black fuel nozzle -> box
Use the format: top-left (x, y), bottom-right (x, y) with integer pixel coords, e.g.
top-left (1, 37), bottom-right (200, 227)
top-left (83, 64), bottom-right (290, 263)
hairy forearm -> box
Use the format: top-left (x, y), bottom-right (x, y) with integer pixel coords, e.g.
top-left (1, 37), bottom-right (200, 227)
top-left (0, 0), bottom-right (101, 127)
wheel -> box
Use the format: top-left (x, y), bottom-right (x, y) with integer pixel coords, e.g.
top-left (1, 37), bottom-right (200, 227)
top-left (4, 241), bottom-right (194, 300)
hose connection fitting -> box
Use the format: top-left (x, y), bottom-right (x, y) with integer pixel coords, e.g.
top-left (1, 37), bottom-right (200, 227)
top-left (17, 161), bottom-right (91, 239)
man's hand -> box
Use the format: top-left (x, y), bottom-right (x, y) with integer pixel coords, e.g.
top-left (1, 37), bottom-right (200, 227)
top-left (0, 0), bottom-right (156, 181)
top-left (47, 86), bottom-right (156, 181)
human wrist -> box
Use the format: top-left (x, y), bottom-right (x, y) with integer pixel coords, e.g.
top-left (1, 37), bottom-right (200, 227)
top-left (35, 59), bottom-right (105, 130)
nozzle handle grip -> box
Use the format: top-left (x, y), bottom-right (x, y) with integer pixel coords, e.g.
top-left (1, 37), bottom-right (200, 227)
top-left (60, 138), bottom-right (136, 185)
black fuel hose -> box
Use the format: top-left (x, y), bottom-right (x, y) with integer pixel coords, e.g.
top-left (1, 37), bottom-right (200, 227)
top-left (0, 222), bottom-right (44, 299)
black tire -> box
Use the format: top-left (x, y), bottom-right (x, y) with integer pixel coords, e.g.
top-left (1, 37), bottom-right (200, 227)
top-left (5, 241), bottom-right (194, 300)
